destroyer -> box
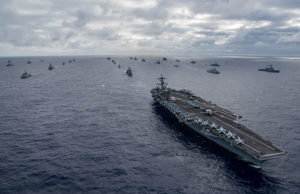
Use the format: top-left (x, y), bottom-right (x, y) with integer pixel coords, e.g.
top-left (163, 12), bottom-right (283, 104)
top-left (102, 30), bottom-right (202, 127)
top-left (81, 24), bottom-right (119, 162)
top-left (258, 65), bottom-right (280, 73)
top-left (151, 75), bottom-right (285, 167)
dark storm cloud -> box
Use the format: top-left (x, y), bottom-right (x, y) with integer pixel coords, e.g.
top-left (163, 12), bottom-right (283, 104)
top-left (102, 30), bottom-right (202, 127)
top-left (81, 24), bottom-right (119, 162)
top-left (0, 0), bottom-right (299, 56)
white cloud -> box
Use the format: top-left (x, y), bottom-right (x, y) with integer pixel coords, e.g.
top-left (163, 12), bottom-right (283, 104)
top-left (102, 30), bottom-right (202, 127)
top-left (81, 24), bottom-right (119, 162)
top-left (0, 0), bottom-right (299, 56)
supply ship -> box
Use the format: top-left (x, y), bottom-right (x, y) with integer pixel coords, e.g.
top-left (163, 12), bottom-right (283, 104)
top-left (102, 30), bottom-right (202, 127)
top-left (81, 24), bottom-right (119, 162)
top-left (151, 75), bottom-right (285, 167)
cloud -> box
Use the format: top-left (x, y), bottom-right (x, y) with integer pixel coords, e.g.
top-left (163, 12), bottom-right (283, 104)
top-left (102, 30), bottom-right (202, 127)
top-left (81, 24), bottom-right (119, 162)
top-left (0, 0), bottom-right (299, 56)
top-left (277, 31), bottom-right (300, 43)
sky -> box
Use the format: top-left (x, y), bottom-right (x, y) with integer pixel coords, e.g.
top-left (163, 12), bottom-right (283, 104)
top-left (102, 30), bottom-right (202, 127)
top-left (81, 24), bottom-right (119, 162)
top-left (0, 0), bottom-right (299, 57)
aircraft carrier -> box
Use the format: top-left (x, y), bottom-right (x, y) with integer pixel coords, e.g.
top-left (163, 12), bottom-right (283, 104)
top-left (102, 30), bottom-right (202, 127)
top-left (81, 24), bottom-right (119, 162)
top-left (151, 75), bottom-right (286, 167)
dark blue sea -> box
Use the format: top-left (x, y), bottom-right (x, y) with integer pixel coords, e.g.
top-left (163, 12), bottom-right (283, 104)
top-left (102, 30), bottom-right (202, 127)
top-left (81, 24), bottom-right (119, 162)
top-left (0, 56), bottom-right (299, 193)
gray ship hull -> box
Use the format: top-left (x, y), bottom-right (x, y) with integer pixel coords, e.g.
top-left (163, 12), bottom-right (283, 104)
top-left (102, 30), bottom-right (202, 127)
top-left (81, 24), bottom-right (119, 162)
top-left (156, 99), bottom-right (262, 166)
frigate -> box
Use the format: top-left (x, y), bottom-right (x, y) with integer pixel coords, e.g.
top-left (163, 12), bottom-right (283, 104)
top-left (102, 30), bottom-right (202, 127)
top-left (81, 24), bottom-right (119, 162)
top-left (151, 75), bottom-right (285, 167)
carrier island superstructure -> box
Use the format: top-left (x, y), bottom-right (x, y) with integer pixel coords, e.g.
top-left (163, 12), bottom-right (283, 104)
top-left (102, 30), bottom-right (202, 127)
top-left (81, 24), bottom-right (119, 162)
top-left (151, 75), bottom-right (285, 167)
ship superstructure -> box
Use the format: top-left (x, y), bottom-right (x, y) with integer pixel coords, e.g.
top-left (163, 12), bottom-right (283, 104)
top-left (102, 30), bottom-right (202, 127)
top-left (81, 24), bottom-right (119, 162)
top-left (151, 75), bottom-right (285, 167)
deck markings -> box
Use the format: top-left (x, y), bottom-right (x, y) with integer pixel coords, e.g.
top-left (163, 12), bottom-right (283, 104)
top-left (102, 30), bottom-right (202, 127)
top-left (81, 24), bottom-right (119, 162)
top-left (212, 116), bottom-right (275, 151)
top-left (171, 92), bottom-right (276, 152)
top-left (242, 143), bottom-right (261, 154)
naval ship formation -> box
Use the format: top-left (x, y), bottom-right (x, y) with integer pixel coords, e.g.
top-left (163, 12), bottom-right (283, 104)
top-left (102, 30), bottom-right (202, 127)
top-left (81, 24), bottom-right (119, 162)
top-left (151, 75), bottom-right (285, 167)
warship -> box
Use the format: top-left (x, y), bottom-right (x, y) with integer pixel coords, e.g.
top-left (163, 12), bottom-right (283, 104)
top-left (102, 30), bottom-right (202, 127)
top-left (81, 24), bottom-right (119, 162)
top-left (207, 68), bottom-right (220, 74)
top-left (6, 60), bottom-right (13, 67)
top-left (210, 62), bottom-right (220, 67)
top-left (151, 75), bottom-right (285, 167)
top-left (190, 61), bottom-right (196, 64)
top-left (126, 67), bottom-right (132, 77)
top-left (258, 65), bottom-right (280, 73)
top-left (21, 70), bottom-right (31, 79)
top-left (48, 63), bottom-right (54, 70)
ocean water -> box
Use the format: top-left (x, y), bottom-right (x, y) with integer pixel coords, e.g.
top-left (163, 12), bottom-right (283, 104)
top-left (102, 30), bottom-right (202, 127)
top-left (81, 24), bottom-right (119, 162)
top-left (0, 56), bottom-right (299, 193)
